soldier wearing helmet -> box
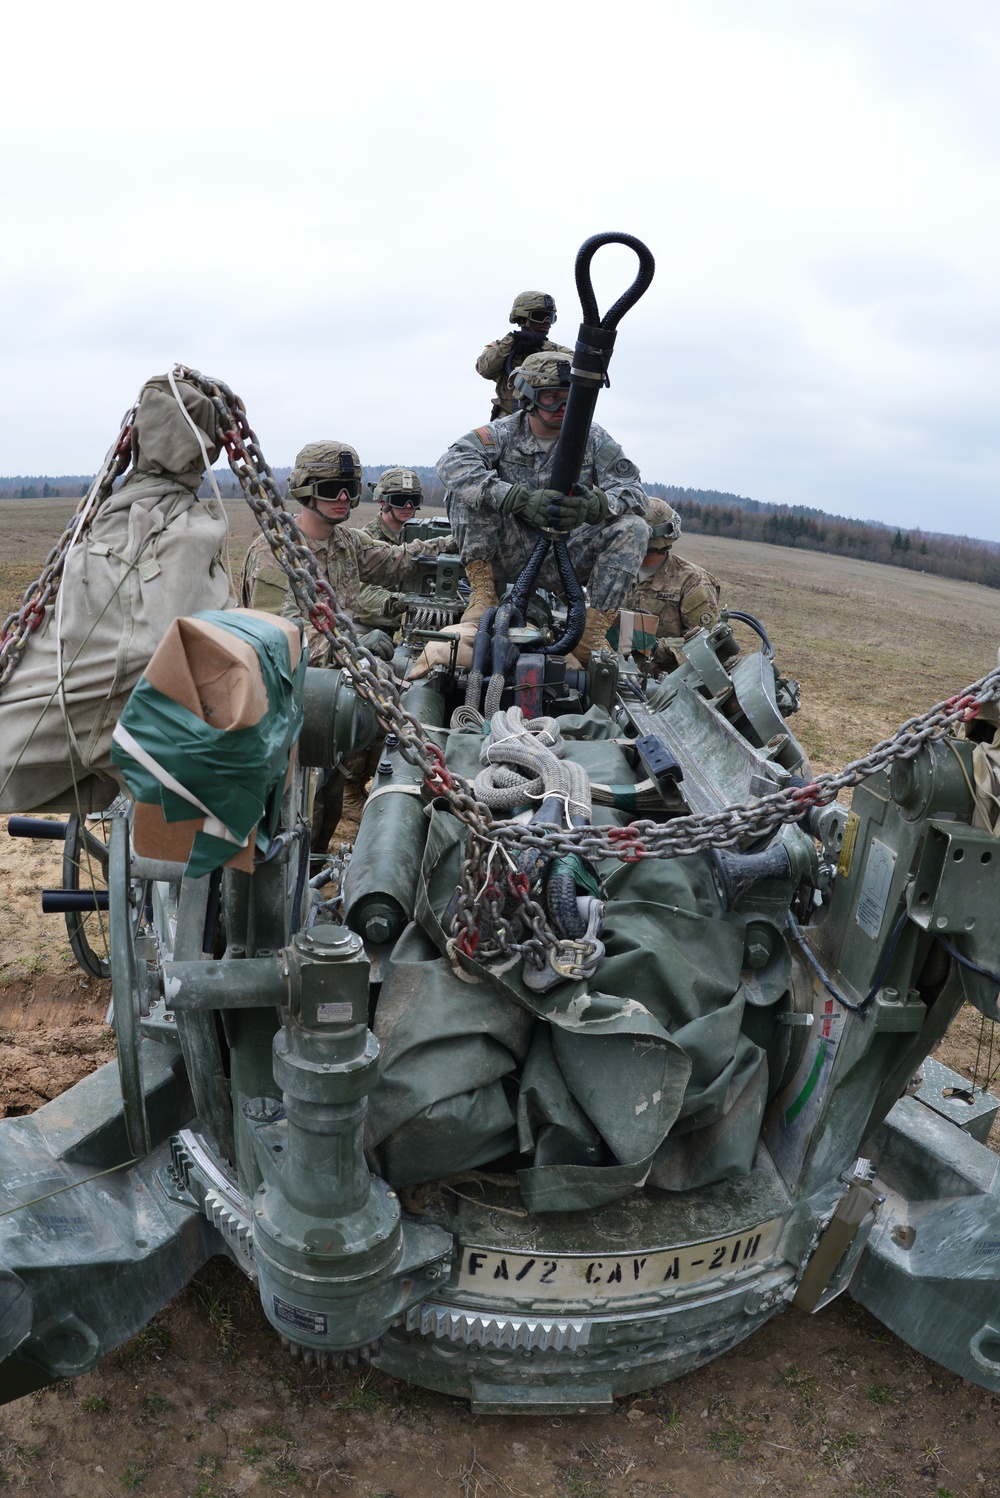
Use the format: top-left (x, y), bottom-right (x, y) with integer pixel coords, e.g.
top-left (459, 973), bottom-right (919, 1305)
top-left (239, 443), bottom-right (452, 847)
top-left (354, 467), bottom-right (425, 630)
top-left (476, 291), bottom-right (571, 420)
top-left (241, 440), bottom-right (451, 650)
top-left (620, 499), bottom-right (722, 675)
top-left (437, 351), bottom-right (650, 664)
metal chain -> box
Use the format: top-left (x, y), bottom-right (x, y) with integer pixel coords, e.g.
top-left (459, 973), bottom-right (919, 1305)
top-left (7, 363), bottom-right (999, 967)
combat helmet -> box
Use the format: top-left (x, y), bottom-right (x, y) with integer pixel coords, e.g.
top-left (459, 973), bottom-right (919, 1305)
top-left (509, 290), bottom-right (557, 327)
top-left (646, 498), bottom-right (682, 549)
top-left (510, 350), bottom-right (572, 409)
top-left (370, 467), bottom-right (423, 511)
top-left (288, 441), bottom-right (364, 510)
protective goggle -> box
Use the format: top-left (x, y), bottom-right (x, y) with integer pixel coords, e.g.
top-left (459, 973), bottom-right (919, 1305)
top-left (385, 493), bottom-right (421, 510)
top-left (526, 307), bottom-right (554, 323)
top-left (535, 389), bottom-right (569, 411)
top-left (300, 478), bottom-right (362, 502)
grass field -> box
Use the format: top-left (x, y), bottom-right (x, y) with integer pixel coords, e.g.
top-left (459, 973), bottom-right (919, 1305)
top-left (1, 498), bottom-right (1000, 1496)
top-left (5, 497), bottom-right (996, 772)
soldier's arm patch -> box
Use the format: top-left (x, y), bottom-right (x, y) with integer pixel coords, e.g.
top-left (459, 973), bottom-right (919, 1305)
top-left (474, 425), bottom-right (496, 447)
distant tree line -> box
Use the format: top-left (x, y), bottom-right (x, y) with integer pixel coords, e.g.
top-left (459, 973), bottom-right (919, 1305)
top-left (0, 465), bottom-right (449, 506)
top-left (4, 471), bottom-right (997, 588)
top-left (0, 476), bottom-right (91, 498)
top-left (648, 485), bottom-right (1000, 591)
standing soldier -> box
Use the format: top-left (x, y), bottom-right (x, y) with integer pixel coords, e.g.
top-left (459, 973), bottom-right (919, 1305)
top-left (476, 291), bottom-right (571, 421)
top-left (620, 498), bottom-right (722, 674)
top-left (354, 467), bottom-right (425, 631)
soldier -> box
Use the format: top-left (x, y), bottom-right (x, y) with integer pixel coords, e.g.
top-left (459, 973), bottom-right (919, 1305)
top-left (476, 291), bottom-right (572, 420)
top-left (438, 351), bottom-right (649, 664)
top-left (240, 442), bottom-right (447, 847)
top-left (353, 467), bottom-right (424, 631)
top-left (621, 498), bottom-right (722, 674)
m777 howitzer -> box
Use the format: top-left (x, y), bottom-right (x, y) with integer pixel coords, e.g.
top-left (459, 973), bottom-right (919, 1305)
top-left (1, 245), bottom-right (999, 1413)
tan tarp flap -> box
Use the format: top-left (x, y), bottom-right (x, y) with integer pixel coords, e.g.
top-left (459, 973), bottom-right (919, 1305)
top-left (0, 376), bottom-right (230, 814)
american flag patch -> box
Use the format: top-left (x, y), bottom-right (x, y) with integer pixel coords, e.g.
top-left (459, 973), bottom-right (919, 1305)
top-left (474, 425), bottom-right (496, 446)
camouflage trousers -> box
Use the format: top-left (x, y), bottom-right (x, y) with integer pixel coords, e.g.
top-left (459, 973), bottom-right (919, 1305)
top-left (446, 504), bottom-right (648, 611)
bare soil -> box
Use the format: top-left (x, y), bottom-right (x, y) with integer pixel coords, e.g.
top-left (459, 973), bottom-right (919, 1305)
top-left (2, 512), bottom-right (1000, 1495)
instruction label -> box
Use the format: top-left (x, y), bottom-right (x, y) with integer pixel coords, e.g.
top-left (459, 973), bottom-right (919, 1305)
top-left (856, 838), bottom-right (896, 939)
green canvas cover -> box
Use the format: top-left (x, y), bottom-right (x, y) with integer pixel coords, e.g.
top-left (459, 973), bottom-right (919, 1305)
top-left (368, 724), bottom-right (792, 1211)
top-left (111, 611), bottom-right (306, 877)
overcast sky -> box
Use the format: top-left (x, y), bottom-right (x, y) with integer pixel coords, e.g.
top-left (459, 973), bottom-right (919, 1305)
top-left (2, 0), bottom-right (999, 540)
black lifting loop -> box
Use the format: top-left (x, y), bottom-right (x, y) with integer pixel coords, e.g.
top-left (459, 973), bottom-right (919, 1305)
top-left (548, 232), bottom-right (655, 500)
top-left (502, 231), bottom-right (656, 667)
top-left (574, 231), bottom-right (657, 332)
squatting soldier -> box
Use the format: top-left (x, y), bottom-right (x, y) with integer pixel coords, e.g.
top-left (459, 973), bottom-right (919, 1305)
top-left (353, 467), bottom-right (424, 631)
top-left (240, 442), bottom-right (448, 847)
top-left (438, 351), bottom-right (649, 664)
top-left (476, 291), bottom-right (571, 420)
top-left (621, 498), bottom-right (722, 674)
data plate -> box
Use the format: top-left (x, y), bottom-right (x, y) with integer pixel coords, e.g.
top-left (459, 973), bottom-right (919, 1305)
top-left (457, 1218), bottom-right (784, 1301)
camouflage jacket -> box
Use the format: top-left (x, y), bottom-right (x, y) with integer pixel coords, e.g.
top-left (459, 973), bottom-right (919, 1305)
top-left (475, 334), bottom-right (570, 417)
top-left (622, 550), bottom-right (721, 651)
top-left (239, 525), bottom-right (443, 658)
top-left (438, 412), bottom-right (648, 519)
top-left (351, 514), bottom-right (406, 630)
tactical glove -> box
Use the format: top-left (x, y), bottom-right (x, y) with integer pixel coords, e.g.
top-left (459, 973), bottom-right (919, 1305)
top-left (359, 629), bottom-right (395, 663)
top-left (549, 485), bottom-right (611, 531)
top-left (500, 484), bottom-right (565, 529)
top-left (508, 329), bottom-right (546, 359)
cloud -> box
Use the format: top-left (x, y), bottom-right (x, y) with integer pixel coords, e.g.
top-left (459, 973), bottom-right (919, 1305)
top-left (1, 0), bottom-right (1000, 539)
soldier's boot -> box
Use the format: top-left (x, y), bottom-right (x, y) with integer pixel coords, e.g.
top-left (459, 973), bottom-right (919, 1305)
top-left (572, 607), bottom-right (617, 666)
top-left (461, 559), bottom-right (498, 625)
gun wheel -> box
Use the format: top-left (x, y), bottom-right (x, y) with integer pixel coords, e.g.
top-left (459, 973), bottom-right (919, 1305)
top-left (62, 812), bottom-right (113, 979)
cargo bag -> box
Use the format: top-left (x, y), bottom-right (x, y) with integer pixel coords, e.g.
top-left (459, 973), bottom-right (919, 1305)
top-left (0, 375), bottom-right (230, 814)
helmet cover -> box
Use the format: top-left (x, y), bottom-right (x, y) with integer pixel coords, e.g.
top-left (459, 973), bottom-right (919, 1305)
top-left (289, 441), bottom-right (364, 509)
top-left (645, 498), bottom-right (682, 547)
top-left (511, 350), bottom-right (572, 405)
top-left (509, 290), bottom-right (557, 325)
top-left (371, 466), bottom-right (423, 506)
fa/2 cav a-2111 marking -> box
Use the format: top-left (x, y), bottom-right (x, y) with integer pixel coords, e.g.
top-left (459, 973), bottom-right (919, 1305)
top-left (458, 1219), bottom-right (784, 1301)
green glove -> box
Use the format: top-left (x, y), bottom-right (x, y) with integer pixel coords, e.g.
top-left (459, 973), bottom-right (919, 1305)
top-left (359, 629), bottom-right (395, 663)
top-left (552, 485), bottom-right (610, 530)
top-left (500, 484), bottom-right (564, 529)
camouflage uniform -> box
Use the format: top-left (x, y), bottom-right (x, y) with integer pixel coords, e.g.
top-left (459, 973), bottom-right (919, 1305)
top-left (239, 525), bottom-right (444, 658)
top-left (352, 512), bottom-right (406, 630)
top-left (438, 412), bottom-right (649, 611)
top-left (476, 335), bottom-right (572, 419)
top-left (622, 551), bottom-right (722, 672)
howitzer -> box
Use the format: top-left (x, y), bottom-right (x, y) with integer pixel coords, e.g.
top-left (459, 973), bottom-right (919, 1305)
top-left (0, 247), bottom-right (998, 1409)
top-left (3, 615), bottom-right (1000, 1409)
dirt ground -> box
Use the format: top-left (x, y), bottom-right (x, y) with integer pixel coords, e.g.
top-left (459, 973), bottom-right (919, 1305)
top-left (2, 516), bottom-right (1000, 1495)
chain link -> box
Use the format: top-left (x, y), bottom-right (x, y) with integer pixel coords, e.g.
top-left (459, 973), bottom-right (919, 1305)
top-left (6, 364), bottom-right (999, 966)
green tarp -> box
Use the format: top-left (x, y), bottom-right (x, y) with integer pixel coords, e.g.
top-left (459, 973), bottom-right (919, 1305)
top-left (112, 610), bottom-right (305, 877)
top-left (368, 718), bottom-right (792, 1211)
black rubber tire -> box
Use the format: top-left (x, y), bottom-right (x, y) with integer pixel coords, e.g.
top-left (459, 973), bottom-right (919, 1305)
top-left (62, 814), bottom-right (112, 979)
